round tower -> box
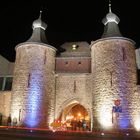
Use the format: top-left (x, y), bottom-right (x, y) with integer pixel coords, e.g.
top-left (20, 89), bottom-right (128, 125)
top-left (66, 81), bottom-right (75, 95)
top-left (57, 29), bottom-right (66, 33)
top-left (10, 11), bottom-right (56, 128)
top-left (91, 3), bottom-right (138, 130)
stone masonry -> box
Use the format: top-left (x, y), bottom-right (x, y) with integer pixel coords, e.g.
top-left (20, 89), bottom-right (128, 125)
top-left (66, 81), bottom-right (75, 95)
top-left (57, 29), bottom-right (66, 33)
top-left (91, 38), bottom-right (138, 130)
top-left (1, 8), bottom-right (140, 132)
top-left (10, 43), bottom-right (56, 128)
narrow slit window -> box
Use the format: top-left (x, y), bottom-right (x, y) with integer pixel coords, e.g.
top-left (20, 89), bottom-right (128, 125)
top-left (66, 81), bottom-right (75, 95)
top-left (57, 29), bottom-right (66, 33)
top-left (65, 61), bottom-right (68, 65)
top-left (78, 61), bottom-right (81, 65)
top-left (28, 73), bottom-right (31, 87)
top-left (74, 80), bottom-right (76, 93)
top-left (122, 47), bottom-right (126, 61)
top-left (44, 50), bottom-right (47, 64)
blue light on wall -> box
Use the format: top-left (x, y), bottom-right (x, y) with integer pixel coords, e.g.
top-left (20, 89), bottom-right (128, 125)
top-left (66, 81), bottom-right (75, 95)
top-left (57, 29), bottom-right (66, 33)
top-left (119, 117), bottom-right (130, 129)
top-left (24, 73), bottom-right (43, 128)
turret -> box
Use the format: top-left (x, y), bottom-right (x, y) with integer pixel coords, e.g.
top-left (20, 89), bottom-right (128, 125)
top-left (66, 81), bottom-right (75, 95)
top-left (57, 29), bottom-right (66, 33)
top-left (91, 1), bottom-right (138, 131)
top-left (10, 11), bottom-right (56, 128)
top-left (101, 2), bottom-right (122, 38)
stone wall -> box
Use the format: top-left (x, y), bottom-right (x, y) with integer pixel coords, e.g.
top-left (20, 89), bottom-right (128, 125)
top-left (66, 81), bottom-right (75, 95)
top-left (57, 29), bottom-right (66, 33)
top-left (1, 38), bottom-right (139, 131)
top-left (0, 91), bottom-right (11, 125)
top-left (11, 43), bottom-right (56, 128)
top-left (55, 73), bottom-right (92, 124)
top-left (56, 57), bottom-right (91, 73)
top-left (91, 38), bottom-right (137, 130)
top-left (135, 48), bottom-right (140, 69)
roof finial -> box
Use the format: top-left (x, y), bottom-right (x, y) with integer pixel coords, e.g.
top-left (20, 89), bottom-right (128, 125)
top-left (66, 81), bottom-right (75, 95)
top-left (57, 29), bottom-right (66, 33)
top-left (39, 10), bottom-right (42, 19)
top-left (109, 0), bottom-right (112, 13)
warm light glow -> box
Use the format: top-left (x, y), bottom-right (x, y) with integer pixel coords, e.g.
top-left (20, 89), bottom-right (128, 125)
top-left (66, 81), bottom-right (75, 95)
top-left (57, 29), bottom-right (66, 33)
top-left (98, 105), bottom-right (113, 129)
top-left (66, 115), bottom-right (74, 120)
top-left (134, 117), bottom-right (140, 131)
top-left (101, 132), bottom-right (105, 136)
top-left (11, 109), bottom-right (20, 121)
top-left (72, 44), bottom-right (77, 50)
top-left (78, 113), bottom-right (81, 117)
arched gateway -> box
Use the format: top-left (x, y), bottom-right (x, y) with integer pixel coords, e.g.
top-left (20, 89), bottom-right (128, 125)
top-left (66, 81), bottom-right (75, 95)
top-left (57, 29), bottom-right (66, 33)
top-left (8, 4), bottom-right (140, 132)
top-left (56, 100), bottom-right (92, 131)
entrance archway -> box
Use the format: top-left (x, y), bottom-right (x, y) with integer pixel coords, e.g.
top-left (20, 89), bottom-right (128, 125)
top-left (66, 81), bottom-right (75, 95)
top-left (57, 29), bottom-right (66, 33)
top-left (59, 104), bottom-right (91, 131)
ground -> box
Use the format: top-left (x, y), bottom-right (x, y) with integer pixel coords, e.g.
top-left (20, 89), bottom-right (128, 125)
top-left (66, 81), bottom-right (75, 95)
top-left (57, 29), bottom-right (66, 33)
top-left (0, 126), bottom-right (140, 140)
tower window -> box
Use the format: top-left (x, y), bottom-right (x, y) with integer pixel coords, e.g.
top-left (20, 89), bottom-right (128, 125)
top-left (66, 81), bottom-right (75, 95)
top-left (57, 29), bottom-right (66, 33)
top-left (0, 76), bottom-right (13, 91)
top-left (65, 61), bottom-right (68, 65)
top-left (28, 73), bottom-right (31, 88)
top-left (44, 50), bottom-right (47, 64)
top-left (78, 61), bottom-right (81, 65)
top-left (122, 47), bottom-right (126, 61)
top-left (72, 44), bottom-right (78, 50)
top-left (0, 77), bottom-right (3, 90)
top-left (74, 80), bottom-right (76, 93)
top-left (5, 77), bottom-right (13, 90)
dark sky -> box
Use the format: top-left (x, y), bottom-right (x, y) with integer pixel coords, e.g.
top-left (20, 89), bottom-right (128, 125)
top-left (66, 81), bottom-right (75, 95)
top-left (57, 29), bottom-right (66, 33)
top-left (0, 0), bottom-right (140, 62)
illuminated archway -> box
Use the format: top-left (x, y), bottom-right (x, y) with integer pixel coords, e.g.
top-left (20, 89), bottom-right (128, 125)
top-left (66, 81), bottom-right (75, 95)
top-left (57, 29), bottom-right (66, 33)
top-left (59, 103), bottom-right (91, 131)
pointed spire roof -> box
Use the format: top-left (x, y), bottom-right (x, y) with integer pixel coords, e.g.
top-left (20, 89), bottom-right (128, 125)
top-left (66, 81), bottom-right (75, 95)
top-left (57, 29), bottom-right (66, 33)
top-left (32, 11), bottom-right (47, 30)
top-left (101, 0), bottom-right (122, 38)
top-left (27, 11), bottom-right (48, 43)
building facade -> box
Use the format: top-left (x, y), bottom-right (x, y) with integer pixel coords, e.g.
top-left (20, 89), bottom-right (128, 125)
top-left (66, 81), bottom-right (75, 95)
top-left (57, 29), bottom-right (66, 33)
top-left (0, 7), bottom-right (140, 131)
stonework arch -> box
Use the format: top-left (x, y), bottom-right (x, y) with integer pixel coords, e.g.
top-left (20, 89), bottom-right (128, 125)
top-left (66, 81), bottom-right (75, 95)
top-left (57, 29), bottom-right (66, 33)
top-left (56, 98), bottom-right (91, 118)
top-left (55, 98), bottom-right (92, 130)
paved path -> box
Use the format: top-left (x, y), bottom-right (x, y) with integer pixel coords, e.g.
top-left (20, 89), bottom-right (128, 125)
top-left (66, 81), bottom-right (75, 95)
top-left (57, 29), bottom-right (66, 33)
top-left (0, 127), bottom-right (140, 140)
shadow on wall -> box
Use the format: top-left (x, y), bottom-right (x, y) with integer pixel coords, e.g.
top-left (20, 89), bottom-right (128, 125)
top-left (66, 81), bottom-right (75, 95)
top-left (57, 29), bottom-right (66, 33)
top-left (137, 70), bottom-right (140, 85)
top-left (0, 113), bottom-right (2, 125)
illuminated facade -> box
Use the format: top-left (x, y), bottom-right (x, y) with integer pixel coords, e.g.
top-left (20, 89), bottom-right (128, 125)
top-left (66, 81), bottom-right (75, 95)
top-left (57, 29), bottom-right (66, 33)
top-left (0, 6), bottom-right (140, 131)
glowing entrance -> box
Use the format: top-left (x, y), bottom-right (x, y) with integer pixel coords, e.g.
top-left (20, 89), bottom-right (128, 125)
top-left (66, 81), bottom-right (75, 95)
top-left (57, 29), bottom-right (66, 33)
top-left (60, 104), bottom-right (91, 131)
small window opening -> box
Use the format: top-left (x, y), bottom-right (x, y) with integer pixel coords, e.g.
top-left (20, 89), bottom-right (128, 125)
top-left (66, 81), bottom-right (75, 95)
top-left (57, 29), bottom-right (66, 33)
top-left (78, 61), bottom-right (81, 65)
top-left (65, 61), bottom-right (68, 65)
top-left (72, 44), bottom-right (78, 50)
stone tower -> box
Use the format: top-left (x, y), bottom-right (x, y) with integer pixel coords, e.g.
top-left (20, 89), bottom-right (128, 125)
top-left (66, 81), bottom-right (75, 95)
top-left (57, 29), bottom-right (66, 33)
top-left (10, 11), bottom-right (56, 128)
top-left (91, 5), bottom-right (138, 130)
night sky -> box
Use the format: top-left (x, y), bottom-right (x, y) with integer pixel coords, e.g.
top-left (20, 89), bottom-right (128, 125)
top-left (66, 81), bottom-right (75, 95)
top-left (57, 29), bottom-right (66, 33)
top-left (0, 0), bottom-right (140, 62)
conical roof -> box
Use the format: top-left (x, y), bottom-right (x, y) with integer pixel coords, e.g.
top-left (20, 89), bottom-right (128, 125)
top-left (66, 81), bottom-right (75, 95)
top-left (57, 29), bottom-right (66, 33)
top-left (101, 2), bottom-right (122, 38)
top-left (27, 11), bottom-right (48, 43)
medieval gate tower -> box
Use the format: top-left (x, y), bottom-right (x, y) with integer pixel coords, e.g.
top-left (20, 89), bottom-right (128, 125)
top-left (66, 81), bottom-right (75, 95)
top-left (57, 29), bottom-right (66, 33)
top-left (11, 12), bottom-right (56, 127)
top-left (10, 5), bottom-right (140, 131)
